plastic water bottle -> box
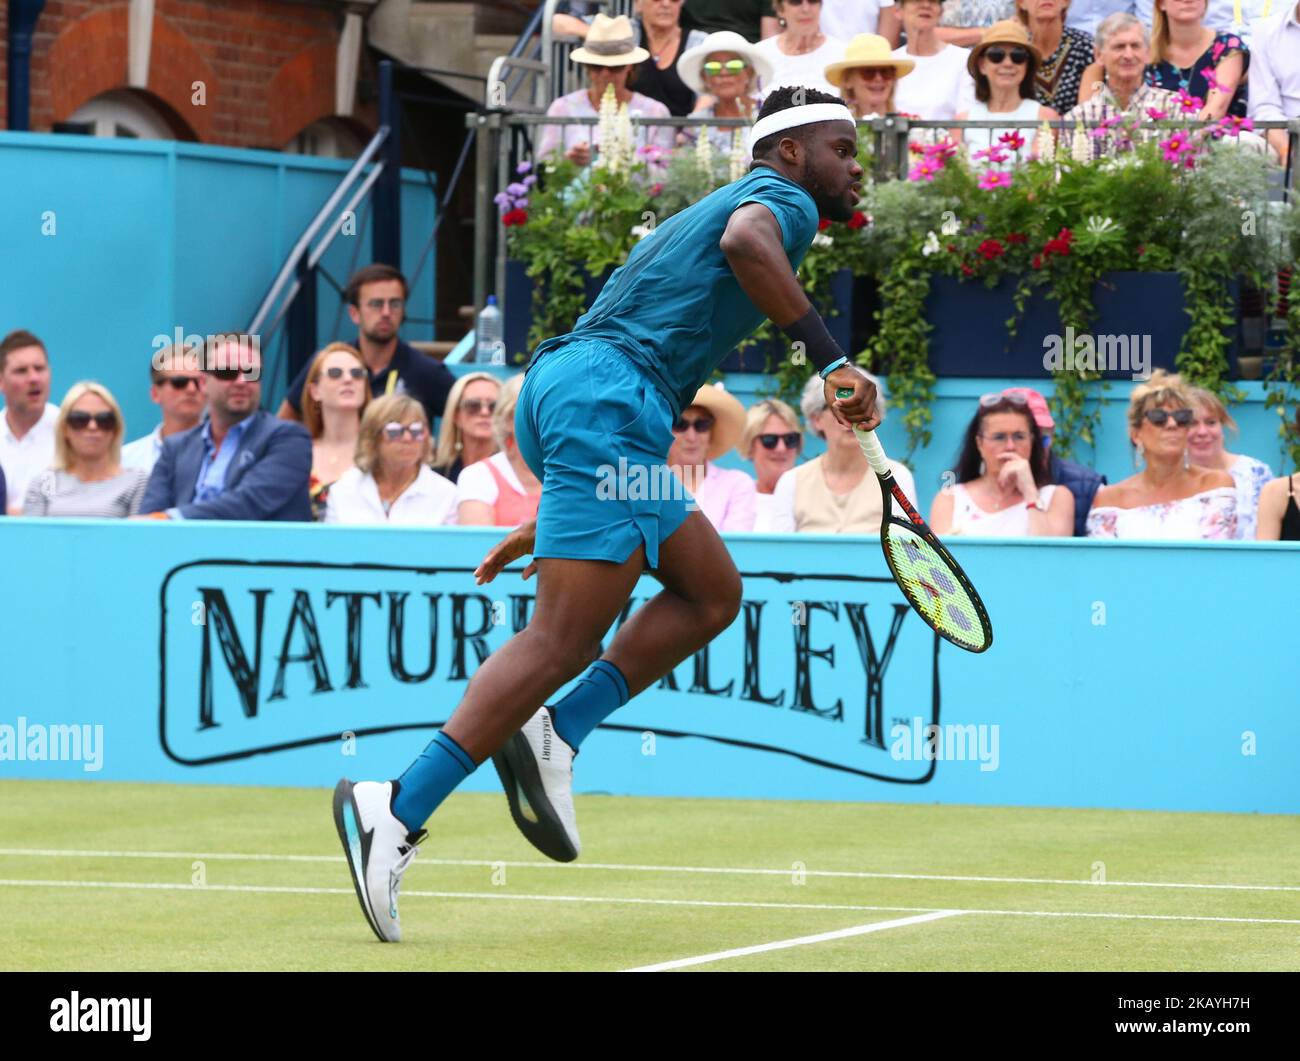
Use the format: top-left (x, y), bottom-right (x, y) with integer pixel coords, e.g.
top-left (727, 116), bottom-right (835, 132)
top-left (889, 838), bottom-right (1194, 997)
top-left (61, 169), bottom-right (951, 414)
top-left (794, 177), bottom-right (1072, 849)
top-left (475, 296), bottom-right (503, 364)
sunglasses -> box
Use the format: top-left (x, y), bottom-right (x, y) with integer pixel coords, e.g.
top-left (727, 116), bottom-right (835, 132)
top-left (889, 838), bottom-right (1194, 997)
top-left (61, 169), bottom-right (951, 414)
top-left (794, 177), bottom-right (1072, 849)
top-left (67, 410), bottom-right (117, 431)
top-left (672, 416), bottom-right (714, 434)
top-left (161, 376), bottom-right (203, 391)
top-left (856, 68), bottom-right (897, 81)
top-left (460, 398), bottom-right (496, 416)
top-left (981, 431), bottom-right (1031, 444)
top-left (979, 392), bottom-right (1029, 408)
top-left (364, 298), bottom-right (405, 312)
top-left (703, 60), bottom-right (750, 75)
top-left (757, 432), bottom-right (802, 450)
top-left (985, 47), bottom-right (1030, 65)
top-left (1144, 408), bottom-right (1194, 427)
top-left (325, 366), bottom-right (366, 381)
top-left (208, 368), bottom-right (259, 382)
top-left (783, 0), bottom-right (823, 5)
top-left (383, 421), bottom-right (427, 441)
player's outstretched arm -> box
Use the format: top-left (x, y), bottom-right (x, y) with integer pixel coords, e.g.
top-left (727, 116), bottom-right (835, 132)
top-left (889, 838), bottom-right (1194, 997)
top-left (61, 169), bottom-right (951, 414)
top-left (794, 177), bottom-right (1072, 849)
top-left (720, 203), bottom-right (880, 432)
top-left (474, 519), bottom-right (538, 585)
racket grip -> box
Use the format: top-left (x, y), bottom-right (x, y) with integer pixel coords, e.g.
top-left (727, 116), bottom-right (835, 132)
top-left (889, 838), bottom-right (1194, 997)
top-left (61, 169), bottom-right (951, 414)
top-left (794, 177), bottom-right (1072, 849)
top-left (835, 386), bottom-right (891, 477)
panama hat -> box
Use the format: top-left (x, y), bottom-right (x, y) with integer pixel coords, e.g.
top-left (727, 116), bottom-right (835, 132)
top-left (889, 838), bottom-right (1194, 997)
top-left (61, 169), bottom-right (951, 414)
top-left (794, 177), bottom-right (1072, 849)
top-left (570, 14), bottom-right (650, 67)
top-left (824, 34), bottom-right (916, 88)
top-left (681, 383), bottom-right (748, 461)
top-left (677, 31), bottom-right (773, 94)
top-left (967, 19), bottom-right (1040, 79)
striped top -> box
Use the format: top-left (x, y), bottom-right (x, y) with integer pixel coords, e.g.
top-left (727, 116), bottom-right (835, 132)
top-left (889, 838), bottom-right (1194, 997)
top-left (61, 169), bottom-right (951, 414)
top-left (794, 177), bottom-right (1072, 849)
top-left (22, 467), bottom-right (149, 518)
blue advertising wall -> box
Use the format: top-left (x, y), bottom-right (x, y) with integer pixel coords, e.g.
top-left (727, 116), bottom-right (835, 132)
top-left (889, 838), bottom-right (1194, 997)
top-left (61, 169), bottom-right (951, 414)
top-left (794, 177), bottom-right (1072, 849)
top-left (0, 133), bottom-right (437, 434)
top-left (0, 519), bottom-right (1296, 814)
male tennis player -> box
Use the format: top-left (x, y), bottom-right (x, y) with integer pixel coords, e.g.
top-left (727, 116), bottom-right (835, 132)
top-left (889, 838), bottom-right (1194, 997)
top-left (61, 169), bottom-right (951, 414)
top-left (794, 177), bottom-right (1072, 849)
top-left (334, 86), bottom-right (881, 942)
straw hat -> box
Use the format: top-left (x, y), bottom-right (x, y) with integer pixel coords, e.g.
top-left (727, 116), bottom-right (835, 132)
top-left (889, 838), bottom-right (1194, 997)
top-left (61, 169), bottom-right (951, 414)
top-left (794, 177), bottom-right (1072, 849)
top-left (683, 383), bottom-right (747, 461)
top-left (677, 30), bottom-right (773, 94)
top-left (967, 19), bottom-right (1040, 79)
top-left (824, 34), bottom-right (916, 88)
top-left (570, 14), bottom-right (650, 67)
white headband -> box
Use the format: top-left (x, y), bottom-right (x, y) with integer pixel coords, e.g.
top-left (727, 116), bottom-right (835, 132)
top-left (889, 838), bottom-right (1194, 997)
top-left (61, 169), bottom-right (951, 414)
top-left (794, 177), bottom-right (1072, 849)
top-left (750, 102), bottom-right (855, 146)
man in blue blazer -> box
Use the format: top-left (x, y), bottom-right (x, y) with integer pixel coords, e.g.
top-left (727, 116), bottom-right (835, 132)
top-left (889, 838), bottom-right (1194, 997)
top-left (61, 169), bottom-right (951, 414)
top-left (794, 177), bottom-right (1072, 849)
top-left (140, 337), bottom-right (311, 521)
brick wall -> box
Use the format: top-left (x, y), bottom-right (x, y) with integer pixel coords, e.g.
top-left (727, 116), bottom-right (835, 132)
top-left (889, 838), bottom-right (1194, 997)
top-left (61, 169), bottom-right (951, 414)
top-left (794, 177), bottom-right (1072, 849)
top-left (1, 0), bottom-right (378, 149)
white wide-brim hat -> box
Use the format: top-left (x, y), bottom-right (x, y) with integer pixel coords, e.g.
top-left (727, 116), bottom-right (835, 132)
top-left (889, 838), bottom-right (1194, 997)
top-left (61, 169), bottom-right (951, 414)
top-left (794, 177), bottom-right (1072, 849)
top-left (677, 31), bottom-right (773, 94)
top-left (570, 13), bottom-right (651, 67)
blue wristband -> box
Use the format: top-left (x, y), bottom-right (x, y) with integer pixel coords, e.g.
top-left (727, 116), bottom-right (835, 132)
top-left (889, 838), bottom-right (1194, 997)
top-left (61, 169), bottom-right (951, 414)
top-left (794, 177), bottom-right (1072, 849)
top-left (818, 355), bottom-right (849, 380)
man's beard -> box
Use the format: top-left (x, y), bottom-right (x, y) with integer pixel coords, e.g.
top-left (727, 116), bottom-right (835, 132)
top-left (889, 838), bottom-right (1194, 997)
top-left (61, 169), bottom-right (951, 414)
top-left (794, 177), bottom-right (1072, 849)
top-left (363, 323), bottom-right (397, 344)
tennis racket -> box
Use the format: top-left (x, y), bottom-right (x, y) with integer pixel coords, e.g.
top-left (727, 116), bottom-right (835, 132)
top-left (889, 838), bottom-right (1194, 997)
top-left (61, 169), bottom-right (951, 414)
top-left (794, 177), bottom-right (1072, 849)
top-left (836, 387), bottom-right (993, 653)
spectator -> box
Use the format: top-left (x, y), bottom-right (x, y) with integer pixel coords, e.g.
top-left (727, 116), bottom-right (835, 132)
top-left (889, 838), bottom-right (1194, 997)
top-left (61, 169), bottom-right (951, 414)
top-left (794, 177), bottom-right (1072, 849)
top-left (277, 264), bottom-right (454, 432)
top-left (1086, 370), bottom-right (1237, 539)
top-left (1066, 0), bottom-right (1136, 38)
top-left (826, 33), bottom-right (916, 119)
top-left (741, 397), bottom-right (803, 531)
top-left (680, 0), bottom-right (781, 42)
top-left (1256, 453), bottom-right (1300, 541)
top-left (324, 394), bottom-right (457, 525)
top-left (937, 0), bottom-right (1018, 47)
top-left (432, 372), bottom-right (502, 483)
top-left (23, 382), bottom-right (148, 518)
top-left (1185, 386), bottom-right (1272, 539)
top-left (666, 384), bottom-right (757, 531)
top-left (1001, 387), bottom-right (1105, 534)
top-left (755, 0), bottom-right (849, 99)
top-left (1063, 14), bottom-right (1179, 159)
top-left (629, 0), bottom-right (711, 116)
top-left (139, 336), bottom-right (312, 521)
top-left (1136, 0), bottom-right (1247, 37)
top-left (0, 329), bottom-right (58, 515)
top-left (457, 375), bottom-right (543, 527)
top-left (772, 372), bottom-right (916, 533)
top-left (121, 344), bottom-right (207, 475)
top-left (1143, 0), bottom-right (1249, 120)
top-left (930, 391), bottom-right (1074, 535)
top-left (822, 0), bottom-right (903, 46)
top-left (678, 30), bottom-right (773, 153)
top-left (1247, 2), bottom-right (1300, 163)
top-left (957, 20), bottom-right (1060, 153)
top-left (537, 15), bottom-right (677, 165)
top-left (1018, 0), bottom-right (1095, 113)
top-left (301, 342), bottom-right (371, 522)
top-left (892, 0), bottom-right (978, 119)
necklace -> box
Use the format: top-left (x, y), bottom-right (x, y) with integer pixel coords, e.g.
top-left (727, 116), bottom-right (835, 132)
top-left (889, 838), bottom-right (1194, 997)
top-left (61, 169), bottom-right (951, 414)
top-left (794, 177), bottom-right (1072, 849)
top-left (647, 26), bottom-right (679, 63)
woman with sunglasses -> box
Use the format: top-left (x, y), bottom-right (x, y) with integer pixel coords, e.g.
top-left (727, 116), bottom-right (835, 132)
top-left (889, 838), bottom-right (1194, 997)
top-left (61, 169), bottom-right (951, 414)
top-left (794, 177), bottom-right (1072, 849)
top-left (1086, 370), bottom-right (1238, 539)
top-left (891, 0), bottom-right (979, 120)
top-left (457, 375), bottom-right (543, 527)
top-left (301, 343), bottom-right (372, 522)
top-left (1015, 0), bottom-right (1094, 113)
top-left (666, 384), bottom-right (757, 532)
top-left (741, 398), bottom-right (803, 531)
top-left (324, 394), bottom-right (456, 525)
top-left (677, 31), bottom-right (773, 155)
top-left (755, 0), bottom-right (849, 99)
top-left (956, 20), bottom-right (1060, 153)
top-left (23, 382), bottom-right (147, 518)
top-left (931, 391), bottom-right (1073, 536)
top-left (824, 33), bottom-right (915, 119)
top-left (433, 372), bottom-right (502, 484)
top-left (771, 372), bottom-right (915, 533)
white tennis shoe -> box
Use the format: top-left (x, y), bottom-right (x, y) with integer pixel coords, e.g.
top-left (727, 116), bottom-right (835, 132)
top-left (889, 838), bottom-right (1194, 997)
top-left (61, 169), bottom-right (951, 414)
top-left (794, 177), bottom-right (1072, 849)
top-left (491, 706), bottom-right (581, 862)
top-left (333, 779), bottom-right (427, 942)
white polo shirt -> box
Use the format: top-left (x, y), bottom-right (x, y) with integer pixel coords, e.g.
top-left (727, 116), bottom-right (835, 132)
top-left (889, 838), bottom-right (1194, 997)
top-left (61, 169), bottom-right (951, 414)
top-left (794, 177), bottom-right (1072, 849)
top-left (0, 403), bottom-right (59, 514)
top-left (1247, 6), bottom-right (1300, 120)
top-left (323, 464), bottom-right (458, 525)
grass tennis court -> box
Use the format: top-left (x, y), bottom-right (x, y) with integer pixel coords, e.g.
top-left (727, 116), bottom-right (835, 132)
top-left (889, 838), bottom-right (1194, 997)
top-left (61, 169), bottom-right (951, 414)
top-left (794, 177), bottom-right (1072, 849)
top-left (2, 779), bottom-right (1297, 972)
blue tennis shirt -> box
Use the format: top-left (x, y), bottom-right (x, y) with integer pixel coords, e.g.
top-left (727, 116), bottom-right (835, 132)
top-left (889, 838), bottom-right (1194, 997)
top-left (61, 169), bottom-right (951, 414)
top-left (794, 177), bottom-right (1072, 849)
top-left (527, 165), bottom-right (820, 417)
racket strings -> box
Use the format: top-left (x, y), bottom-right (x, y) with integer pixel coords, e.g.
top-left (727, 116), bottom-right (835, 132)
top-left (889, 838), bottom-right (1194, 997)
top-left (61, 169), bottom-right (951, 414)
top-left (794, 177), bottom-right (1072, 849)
top-left (885, 525), bottom-right (988, 652)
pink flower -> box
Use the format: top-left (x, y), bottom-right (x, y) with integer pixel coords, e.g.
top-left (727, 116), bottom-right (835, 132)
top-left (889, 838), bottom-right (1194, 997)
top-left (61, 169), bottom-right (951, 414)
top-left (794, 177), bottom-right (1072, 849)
top-left (1145, 107), bottom-right (1168, 121)
top-left (648, 182), bottom-right (664, 196)
top-left (1160, 130), bottom-right (1195, 163)
top-left (978, 169), bottom-right (1013, 191)
top-left (1219, 115), bottom-right (1254, 137)
top-left (998, 130), bottom-right (1026, 151)
top-left (908, 159), bottom-right (940, 182)
top-left (1175, 88), bottom-right (1204, 114)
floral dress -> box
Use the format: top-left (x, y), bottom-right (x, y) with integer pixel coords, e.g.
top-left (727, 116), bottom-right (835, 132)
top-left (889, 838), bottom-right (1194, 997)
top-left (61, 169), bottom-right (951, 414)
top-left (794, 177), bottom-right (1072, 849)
top-left (1228, 454), bottom-right (1274, 540)
top-left (1033, 26), bottom-right (1094, 115)
top-left (1085, 487), bottom-right (1238, 540)
top-left (1144, 32), bottom-right (1249, 118)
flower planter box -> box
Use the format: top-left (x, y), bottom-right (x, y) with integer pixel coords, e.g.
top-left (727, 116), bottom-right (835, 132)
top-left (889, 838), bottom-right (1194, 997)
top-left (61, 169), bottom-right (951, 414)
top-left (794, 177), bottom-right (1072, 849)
top-left (504, 259), bottom-right (856, 372)
top-left (923, 271), bottom-right (1242, 379)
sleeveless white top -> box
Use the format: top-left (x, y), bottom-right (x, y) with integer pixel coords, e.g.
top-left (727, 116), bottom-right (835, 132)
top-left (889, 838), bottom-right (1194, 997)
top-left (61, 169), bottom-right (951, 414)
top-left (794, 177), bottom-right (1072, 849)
top-left (948, 482), bottom-right (1057, 537)
top-left (961, 97), bottom-right (1041, 155)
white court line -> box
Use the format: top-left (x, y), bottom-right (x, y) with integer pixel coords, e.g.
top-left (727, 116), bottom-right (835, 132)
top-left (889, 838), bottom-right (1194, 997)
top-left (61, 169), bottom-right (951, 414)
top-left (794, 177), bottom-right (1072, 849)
top-left (626, 910), bottom-right (966, 972)
top-left (0, 848), bottom-right (1296, 894)
top-left (1, 878), bottom-right (1299, 925)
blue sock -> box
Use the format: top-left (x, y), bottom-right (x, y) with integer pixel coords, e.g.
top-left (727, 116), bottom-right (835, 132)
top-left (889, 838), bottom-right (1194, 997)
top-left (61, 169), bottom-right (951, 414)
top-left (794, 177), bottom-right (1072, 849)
top-left (550, 659), bottom-right (630, 750)
top-left (390, 729), bottom-right (476, 832)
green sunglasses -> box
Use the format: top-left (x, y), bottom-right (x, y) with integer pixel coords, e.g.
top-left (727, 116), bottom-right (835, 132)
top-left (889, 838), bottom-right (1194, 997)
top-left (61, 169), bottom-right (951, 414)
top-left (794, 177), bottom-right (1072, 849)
top-left (703, 59), bottom-right (750, 75)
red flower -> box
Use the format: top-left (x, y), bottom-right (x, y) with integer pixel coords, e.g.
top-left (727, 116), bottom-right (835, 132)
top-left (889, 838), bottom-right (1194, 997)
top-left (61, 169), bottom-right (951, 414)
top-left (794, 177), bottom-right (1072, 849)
top-left (1043, 228), bottom-right (1074, 257)
top-left (947, 243), bottom-right (958, 253)
top-left (961, 262), bottom-right (974, 277)
top-left (1137, 244), bottom-right (1146, 257)
top-left (818, 218), bottom-right (833, 231)
top-left (502, 208), bottom-right (529, 227)
top-left (1005, 232), bottom-right (1028, 245)
top-left (977, 239), bottom-right (1005, 260)
top-left (1032, 253), bottom-right (1043, 270)
top-left (846, 211), bottom-right (869, 230)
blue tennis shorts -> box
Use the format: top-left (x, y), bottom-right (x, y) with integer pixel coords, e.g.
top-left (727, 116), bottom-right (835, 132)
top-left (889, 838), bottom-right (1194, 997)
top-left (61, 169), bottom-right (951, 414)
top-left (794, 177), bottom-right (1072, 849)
top-left (515, 337), bottom-right (688, 568)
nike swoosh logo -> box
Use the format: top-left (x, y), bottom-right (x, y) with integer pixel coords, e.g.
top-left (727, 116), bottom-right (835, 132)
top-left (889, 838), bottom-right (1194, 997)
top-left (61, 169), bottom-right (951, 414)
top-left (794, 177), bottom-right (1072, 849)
top-left (343, 802), bottom-right (371, 885)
